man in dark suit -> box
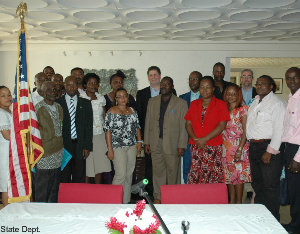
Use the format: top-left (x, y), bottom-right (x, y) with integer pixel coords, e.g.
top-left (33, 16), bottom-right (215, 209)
top-left (179, 71), bottom-right (202, 184)
top-left (240, 69), bottom-right (257, 106)
top-left (136, 66), bottom-right (176, 196)
top-left (56, 76), bottom-right (93, 183)
top-left (213, 62), bottom-right (234, 100)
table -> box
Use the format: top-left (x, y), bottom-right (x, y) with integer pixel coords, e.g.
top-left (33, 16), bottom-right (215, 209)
top-left (0, 203), bottom-right (287, 234)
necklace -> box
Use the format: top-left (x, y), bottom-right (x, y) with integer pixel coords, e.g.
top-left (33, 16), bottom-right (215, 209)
top-left (118, 106), bottom-right (128, 115)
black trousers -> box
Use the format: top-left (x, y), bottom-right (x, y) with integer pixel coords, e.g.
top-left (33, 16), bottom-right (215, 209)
top-left (35, 167), bottom-right (61, 203)
top-left (285, 143), bottom-right (300, 232)
top-left (61, 140), bottom-right (86, 183)
top-left (249, 141), bottom-right (284, 221)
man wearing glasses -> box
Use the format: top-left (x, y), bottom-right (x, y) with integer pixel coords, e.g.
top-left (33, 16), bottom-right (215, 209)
top-left (179, 71), bottom-right (202, 184)
top-left (241, 69), bottom-right (257, 106)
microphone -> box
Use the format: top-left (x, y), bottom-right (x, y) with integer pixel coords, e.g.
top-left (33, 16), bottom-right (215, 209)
top-left (131, 179), bottom-right (148, 194)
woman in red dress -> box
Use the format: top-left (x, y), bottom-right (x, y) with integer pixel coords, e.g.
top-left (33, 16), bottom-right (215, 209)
top-left (185, 76), bottom-right (230, 184)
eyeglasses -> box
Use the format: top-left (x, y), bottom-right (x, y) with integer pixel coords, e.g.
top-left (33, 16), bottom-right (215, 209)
top-left (189, 78), bottom-right (200, 81)
top-left (255, 82), bottom-right (270, 87)
top-left (242, 75), bottom-right (253, 79)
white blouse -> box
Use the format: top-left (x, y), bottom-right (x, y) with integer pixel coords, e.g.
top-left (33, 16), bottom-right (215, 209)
top-left (80, 92), bottom-right (106, 135)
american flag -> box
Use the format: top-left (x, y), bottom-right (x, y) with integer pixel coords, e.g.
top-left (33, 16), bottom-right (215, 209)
top-left (7, 28), bottom-right (44, 203)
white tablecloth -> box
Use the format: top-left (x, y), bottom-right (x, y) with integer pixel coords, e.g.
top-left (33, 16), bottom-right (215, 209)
top-left (0, 203), bottom-right (287, 234)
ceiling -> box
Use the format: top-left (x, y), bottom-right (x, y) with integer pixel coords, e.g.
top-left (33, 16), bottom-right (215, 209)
top-left (0, 0), bottom-right (299, 42)
top-left (231, 57), bottom-right (300, 68)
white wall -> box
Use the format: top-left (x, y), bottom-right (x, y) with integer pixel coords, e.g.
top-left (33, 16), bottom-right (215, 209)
top-left (1, 41), bottom-right (300, 97)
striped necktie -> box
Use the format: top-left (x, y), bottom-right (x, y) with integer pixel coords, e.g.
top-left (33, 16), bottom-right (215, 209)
top-left (69, 98), bottom-right (77, 139)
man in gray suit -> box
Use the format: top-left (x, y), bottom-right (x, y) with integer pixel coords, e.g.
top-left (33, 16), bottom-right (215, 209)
top-left (144, 76), bottom-right (188, 204)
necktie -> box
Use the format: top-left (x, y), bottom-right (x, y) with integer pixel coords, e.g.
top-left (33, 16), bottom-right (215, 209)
top-left (69, 98), bottom-right (77, 139)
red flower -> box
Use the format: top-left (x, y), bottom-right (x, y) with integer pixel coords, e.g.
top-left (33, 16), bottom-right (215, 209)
top-left (133, 199), bottom-right (146, 218)
top-left (105, 217), bottom-right (127, 234)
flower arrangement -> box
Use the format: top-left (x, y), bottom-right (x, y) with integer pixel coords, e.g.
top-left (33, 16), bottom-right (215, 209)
top-left (106, 200), bottom-right (161, 234)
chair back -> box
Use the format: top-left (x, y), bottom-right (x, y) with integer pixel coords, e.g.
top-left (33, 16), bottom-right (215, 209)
top-left (58, 183), bottom-right (123, 204)
top-left (161, 183), bottom-right (228, 204)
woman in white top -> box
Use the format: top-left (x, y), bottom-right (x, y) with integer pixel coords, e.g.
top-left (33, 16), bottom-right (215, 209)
top-left (81, 73), bottom-right (111, 184)
top-left (0, 86), bottom-right (13, 207)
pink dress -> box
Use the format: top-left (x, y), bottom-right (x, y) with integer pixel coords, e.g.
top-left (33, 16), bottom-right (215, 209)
top-left (222, 106), bottom-right (251, 185)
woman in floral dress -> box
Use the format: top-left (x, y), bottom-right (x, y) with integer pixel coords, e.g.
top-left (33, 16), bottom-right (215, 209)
top-left (222, 84), bottom-right (251, 203)
top-left (185, 76), bottom-right (230, 184)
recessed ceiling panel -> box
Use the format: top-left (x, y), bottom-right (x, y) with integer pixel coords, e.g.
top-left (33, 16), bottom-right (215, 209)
top-left (0, 31), bottom-right (10, 36)
top-left (175, 22), bottom-right (212, 29)
top-left (101, 36), bottom-right (130, 40)
top-left (219, 22), bottom-right (258, 30)
top-left (208, 36), bottom-right (238, 41)
top-left (242, 36), bottom-right (272, 41)
top-left (119, 0), bottom-right (170, 8)
top-left (134, 30), bottom-right (166, 36)
top-left (94, 30), bottom-right (126, 36)
top-left (173, 30), bottom-right (205, 36)
top-left (251, 30), bottom-right (286, 37)
top-left (126, 10), bottom-right (168, 20)
top-left (41, 22), bottom-right (77, 29)
top-left (30, 36), bottom-right (61, 41)
top-left (57, 0), bottom-right (107, 8)
top-left (28, 11), bottom-right (65, 21)
top-left (172, 37), bottom-right (201, 41)
top-left (130, 22), bottom-right (167, 29)
top-left (55, 30), bottom-right (87, 36)
top-left (229, 10), bottom-right (274, 21)
top-left (66, 36), bottom-right (94, 41)
top-left (136, 36), bottom-right (165, 40)
top-left (85, 22), bottom-right (122, 29)
top-left (244, 0), bottom-right (295, 8)
top-left (281, 10), bottom-right (300, 22)
top-left (278, 37), bottom-right (300, 41)
top-left (178, 10), bottom-right (220, 21)
top-left (0, 22), bottom-right (34, 30)
top-left (182, 0), bottom-right (232, 8)
top-left (0, 0), bottom-right (47, 8)
top-left (27, 30), bottom-right (48, 37)
top-left (291, 31), bottom-right (300, 37)
top-left (0, 12), bottom-right (14, 21)
top-left (73, 11), bottom-right (116, 21)
top-left (264, 22), bottom-right (300, 30)
top-left (212, 30), bottom-right (246, 37)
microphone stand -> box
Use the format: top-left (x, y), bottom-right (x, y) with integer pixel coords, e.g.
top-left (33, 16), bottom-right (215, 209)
top-left (140, 189), bottom-right (171, 234)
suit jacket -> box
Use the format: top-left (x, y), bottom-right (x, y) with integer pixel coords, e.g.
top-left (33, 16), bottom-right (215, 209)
top-left (144, 94), bottom-right (188, 155)
top-left (179, 91), bottom-right (200, 108)
top-left (56, 95), bottom-right (93, 159)
top-left (136, 86), bottom-right (177, 137)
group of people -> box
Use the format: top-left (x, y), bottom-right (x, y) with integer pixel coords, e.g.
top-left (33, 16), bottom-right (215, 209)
top-left (0, 63), bottom-right (300, 234)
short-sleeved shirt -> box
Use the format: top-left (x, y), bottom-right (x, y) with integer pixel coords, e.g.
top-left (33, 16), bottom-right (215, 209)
top-left (103, 108), bottom-right (141, 149)
top-left (184, 96), bottom-right (230, 146)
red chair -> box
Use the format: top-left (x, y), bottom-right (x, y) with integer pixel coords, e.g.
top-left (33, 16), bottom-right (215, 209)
top-left (161, 183), bottom-right (228, 204)
top-left (58, 183), bottom-right (123, 204)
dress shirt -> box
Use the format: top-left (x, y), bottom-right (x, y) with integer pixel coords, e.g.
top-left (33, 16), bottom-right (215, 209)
top-left (65, 93), bottom-right (78, 110)
top-left (242, 87), bottom-right (253, 106)
top-left (282, 89), bottom-right (300, 162)
top-left (32, 90), bottom-right (44, 107)
top-left (150, 86), bottom-right (160, 98)
top-left (190, 91), bottom-right (200, 102)
top-left (246, 92), bottom-right (286, 154)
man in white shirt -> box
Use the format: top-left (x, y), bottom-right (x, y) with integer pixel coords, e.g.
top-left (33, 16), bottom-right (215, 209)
top-left (240, 69), bottom-right (257, 106)
top-left (246, 75), bottom-right (286, 221)
top-left (32, 72), bottom-right (50, 106)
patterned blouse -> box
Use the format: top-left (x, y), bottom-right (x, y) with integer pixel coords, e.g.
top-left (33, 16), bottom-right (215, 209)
top-left (103, 108), bottom-right (140, 149)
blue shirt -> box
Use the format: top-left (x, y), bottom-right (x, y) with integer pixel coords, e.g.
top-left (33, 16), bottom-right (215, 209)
top-left (150, 86), bottom-right (160, 98)
top-left (190, 91), bottom-right (200, 103)
top-left (242, 87), bottom-right (253, 106)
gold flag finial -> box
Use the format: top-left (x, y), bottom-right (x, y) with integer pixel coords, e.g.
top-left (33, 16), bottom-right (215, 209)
top-left (16, 2), bottom-right (27, 29)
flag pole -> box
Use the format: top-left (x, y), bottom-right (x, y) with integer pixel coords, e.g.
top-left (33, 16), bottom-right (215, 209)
top-left (17, 2), bottom-right (33, 201)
